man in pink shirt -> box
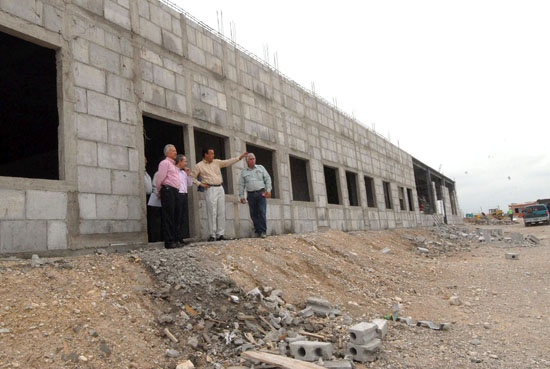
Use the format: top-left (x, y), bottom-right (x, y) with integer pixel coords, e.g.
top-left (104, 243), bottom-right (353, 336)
top-left (156, 144), bottom-right (182, 249)
top-left (175, 154), bottom-right (193, 245)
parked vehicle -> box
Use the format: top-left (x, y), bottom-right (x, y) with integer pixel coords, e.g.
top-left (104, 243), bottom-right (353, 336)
top-left (523, 204), bottom-right (550, 226)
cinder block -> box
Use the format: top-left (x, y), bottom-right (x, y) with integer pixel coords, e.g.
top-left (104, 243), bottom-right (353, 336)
top-left (505, 252), bottom-right (519, 260)
top-left (87, 91), bottom-right (120, 120)
top-left (166, 91), bottom-right (187, 114)
top-left (26, 191), bottom-right (67, 220)
top-left (0, 0), bottom-right (42, 24)
top-left (104, 0), bottom-right (131, 30)
top-left (306, 297), bottom-right (332, 316)
top-left (112, 220), bottom-right (141, 233)
top-left (112, 170), bottom-right (139, 195)
top-left (78, 194), bottom-right (97, 219)
top-left (90, 44), bottom-right (120, 74)
top-left (107, 74), bottom-right (134, 102)
top-left (142, 81), bottom-right (166, 106)
top-left (98, 143), bottom-right (128, 170)
top-left (120, 101), bottom-right (138, 124)
top-left (73, 62), bottom-right (106, 93)
top-left (188, 44), bottom-right (206, 66)
top-left (0, 220), bottom-right (48, 252)
top-left (107, 121), bottom-right (136, 148)
top-left (289, 341), bottom-right (332, 362)
top-left (96, 195), bottom-right (128, 220)
top-left (153, 65), bottom-right (176, 90)
top-left (322, 360), bottom-right (354, 369)
top-left (349, 322), bottom-right (377, 344)
top-left (140, 17), bottom-right (162, 45)
top-left (372, 319), bottom-right (388, 339)
top-left (127, 196), bottom-right (142, 220)
top-left (44, 4), bottom-right (64, 34)
top-left (72, 0), bottom-right (103, 15)
top-left (76, 113), bottom-right (108, 142)
top-left (0, 190), bottom-right (25, 219)
top-left (77, 139), bottom-right (98, 166)
top-left (346, 339), bottom-right (381, 363)
top-left (77, 166), bottom-right (111, 194)
top-left (48, 221), bottom-right (67, 250)
top-left (162, 29), bottom-right (183, 56)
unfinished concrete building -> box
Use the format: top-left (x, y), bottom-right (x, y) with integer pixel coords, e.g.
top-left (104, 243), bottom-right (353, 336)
top-left (0, 0), bottom-right (461, 254)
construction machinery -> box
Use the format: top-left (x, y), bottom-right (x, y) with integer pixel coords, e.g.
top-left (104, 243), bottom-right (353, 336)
top-left (488, 208), bottom-right (504, 219)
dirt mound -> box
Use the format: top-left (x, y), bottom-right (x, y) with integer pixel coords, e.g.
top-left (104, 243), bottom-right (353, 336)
top-left (2, 225), bottom-right (549, 368)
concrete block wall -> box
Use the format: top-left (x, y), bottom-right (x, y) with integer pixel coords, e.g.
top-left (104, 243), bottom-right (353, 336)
top-left (0, 0), bottom-right (461, 253)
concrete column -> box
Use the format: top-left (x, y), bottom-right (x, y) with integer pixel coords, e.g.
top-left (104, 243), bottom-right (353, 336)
top-left (426, 169), bottom-right (436, 214)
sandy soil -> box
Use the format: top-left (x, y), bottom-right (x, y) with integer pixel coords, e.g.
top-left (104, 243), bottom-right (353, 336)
top-left (1, 222), bottom-right (549, 368)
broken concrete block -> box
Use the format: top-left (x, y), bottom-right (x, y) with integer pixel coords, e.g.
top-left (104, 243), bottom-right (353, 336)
top-left (511, 233), bottom-right (523, 243)
top-left (505, 252), bottom-right (519, 260)
top-left (449, 296), bottom-right (461, 306)
top-left (298, 305), bottom-right (314, 318)
top-left (381, 247), bottom-right (391, 254)
top-left (346, 339), bottom-right (381, 363)
top-left (246, 287), bottom-right (264, 299)
top-left (175, 361), bottom-right (195, 369)
top-left (349, 322), bottom-right (377, 344)
top-left (526, 234), bottom-right (540, 245)
top-left (322, 359), bottom-right (355, 369)
top-left (417, 247), bottom-right (429, 254)
top-left (289, 340), bottom-right (333, 362)
top-left (372, 319), bottom-right (388, 339)
top-left (306, 297), bottom-right (332, 316)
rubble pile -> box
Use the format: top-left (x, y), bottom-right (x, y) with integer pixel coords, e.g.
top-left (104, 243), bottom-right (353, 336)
top-left (403, 225), bottom-right (542, 256)
top-left (136, 248), bottom-right (388, 368)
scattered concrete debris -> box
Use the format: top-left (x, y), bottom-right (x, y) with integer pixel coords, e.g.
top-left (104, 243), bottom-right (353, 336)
top-left (242, 350), bottom-right (326, 368)
top-left (30, 254), bottom-right (45, 267)
top-left (449, 296), bottom-right (462, 306)
top-left (381, 247), bottom-right (391, 254)
top-left (289, 340), bottom-right (333, 361)
top-left (304, 297), bottom-right (341, 317)
top-left (505, 252), bottom-right (519, 260)
top-left (175, 360), bottom-right (195, 369)
top-left (345, 321), bottom-right (383, 362)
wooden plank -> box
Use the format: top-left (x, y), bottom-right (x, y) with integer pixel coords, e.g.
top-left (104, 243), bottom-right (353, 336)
top-left (241, 351), bottom-right (325, 369)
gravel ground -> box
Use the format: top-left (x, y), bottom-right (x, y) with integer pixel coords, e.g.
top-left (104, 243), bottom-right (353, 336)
top-left (0, 222), bottom-right (549, 368)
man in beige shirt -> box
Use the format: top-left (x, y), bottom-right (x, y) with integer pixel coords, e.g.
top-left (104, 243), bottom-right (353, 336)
top-left (191, 148), bottom-right (248, 241)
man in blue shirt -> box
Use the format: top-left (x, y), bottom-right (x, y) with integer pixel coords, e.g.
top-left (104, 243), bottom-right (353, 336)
top-left (239, 153), bottom-right (272, 238)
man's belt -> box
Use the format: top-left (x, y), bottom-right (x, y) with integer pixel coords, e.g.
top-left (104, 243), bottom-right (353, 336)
top-left (207, 183), bottom-right (222, 187)
top-left (248, 188), bottom-right (265, 193)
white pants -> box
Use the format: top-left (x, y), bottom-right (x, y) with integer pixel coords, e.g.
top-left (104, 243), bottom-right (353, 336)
top-left (204, 186), bottom-right (225, 238)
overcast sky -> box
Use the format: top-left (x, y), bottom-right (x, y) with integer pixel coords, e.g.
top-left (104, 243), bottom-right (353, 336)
top-left (172, 0), bottom-right (550, 213)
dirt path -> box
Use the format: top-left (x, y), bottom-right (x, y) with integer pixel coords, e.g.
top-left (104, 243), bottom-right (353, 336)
top-left (374, 224), bottom-right (550, 368)
top-left (0, 223), bottom-right (549, 368)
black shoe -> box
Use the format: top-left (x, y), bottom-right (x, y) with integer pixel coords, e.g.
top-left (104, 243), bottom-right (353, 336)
top-left (179, 240), bottom-right (188, 246)
top-left (207, 236), bottom-right (216, 242)
top-left (175, 242), bottom-right (186, 248)
top-left (165, 242), bottom-right (178, 249)
top-left (217, 235), bottom-right (234, 241)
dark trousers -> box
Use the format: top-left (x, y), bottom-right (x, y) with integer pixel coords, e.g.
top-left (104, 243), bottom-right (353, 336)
top-left (160, 185), bottom-right (180, 245)
top-left (146, 195), bottom-right (163, 242)
top-left (176, 193), bottom-right (190, 241)
top-left (248, 191), bottom-right (267, 234)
